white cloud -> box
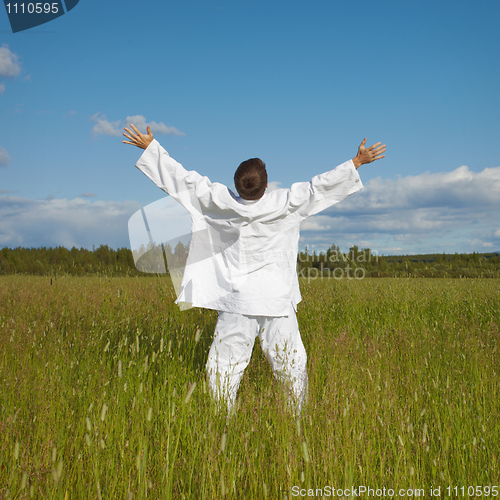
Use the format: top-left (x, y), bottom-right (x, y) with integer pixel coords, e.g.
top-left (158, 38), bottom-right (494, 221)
top-left (91, 113), bottom-right (185, 138)
top-left (2, 164), bottom-right (499, 255)
top-left (465, 239), bottom-right (494, 249)
top-left (266, 181), bottom-right (281, 192)
top-left (0, 45), bottom-right (22, 95)
top-left (299, 165), bottom-right (500, 254)
top-left (0, 195), bottom-right (142, 249)
top-left (0, 45), bottom-right (21, 78)
top-left (0, 147), bottom-right (11, 166)
top-left (339, 165), bottom-right (500, 213)
top-left (125, 115), bottom-right (185, 136)
top-left (379, 246), bottom-right (404, 254)
top-left (90, 113), bottom-right (122, 137)
top-left (301, 215), bottom-right (332, 231)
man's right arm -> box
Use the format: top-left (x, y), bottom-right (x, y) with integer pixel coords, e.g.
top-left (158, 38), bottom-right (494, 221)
top-left (124, 124), bottom-right (211, 211)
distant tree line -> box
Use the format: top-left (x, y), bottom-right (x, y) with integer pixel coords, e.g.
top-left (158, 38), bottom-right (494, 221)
top-left (297, 244), bottom-right (500, 279)
top-left (0, 245), bottom-right (139, 277)
top-left (0, 243), bottom-right (499, 278)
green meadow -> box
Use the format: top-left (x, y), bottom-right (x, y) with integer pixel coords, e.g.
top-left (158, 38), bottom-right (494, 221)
top-left (1, 275), bottom-right (499, 498)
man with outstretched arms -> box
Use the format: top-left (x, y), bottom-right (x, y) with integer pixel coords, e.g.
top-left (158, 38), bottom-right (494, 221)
top-left (124, 124), bottom-right (385, 413)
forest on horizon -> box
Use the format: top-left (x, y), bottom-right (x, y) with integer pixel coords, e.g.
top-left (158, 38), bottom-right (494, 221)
top-left (1, 243), bottom-right (499, 279)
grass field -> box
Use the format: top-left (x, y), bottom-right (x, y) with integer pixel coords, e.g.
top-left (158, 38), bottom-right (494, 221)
top-left (1, 275), bottom-right (499, 499)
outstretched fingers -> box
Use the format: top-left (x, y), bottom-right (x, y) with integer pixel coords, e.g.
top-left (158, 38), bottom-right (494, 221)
top-left (373, 144), bottom-right (386, 161)
top-left (130, 124), bottom-right (141, 135)
top-left (122, 123), bottom-right (154, 149)
top-left (122, 125), bottom-right (144, 146)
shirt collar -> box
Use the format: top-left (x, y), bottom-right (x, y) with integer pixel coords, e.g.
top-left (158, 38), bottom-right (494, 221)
top-left (229, 189), bottom-right (267, 205)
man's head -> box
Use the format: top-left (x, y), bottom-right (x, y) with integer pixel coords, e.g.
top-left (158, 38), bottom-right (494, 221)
top-left (234, 158), bottom-right (268, 200)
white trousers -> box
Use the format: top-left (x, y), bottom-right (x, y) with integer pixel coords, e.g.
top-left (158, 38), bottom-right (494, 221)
top-left (206, 308), bottom-right (308, 414)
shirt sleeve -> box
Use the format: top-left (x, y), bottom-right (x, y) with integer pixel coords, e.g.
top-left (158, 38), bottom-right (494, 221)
top-left (289, 159), bottom-right (364, 219)
top-left (135, 139), bottom-right (212, 214)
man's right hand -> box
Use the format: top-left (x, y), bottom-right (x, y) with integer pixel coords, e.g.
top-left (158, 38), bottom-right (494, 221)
top-left (352, 138), bottom-right (386, 169)
top-left (123, 124), bottom-right (154, 150)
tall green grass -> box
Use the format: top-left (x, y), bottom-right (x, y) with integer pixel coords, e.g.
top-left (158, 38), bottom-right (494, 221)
top-left (1, 275), bottom-right (499, 498)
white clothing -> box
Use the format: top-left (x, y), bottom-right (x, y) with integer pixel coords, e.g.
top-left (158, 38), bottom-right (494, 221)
top-left (206, 309), bottom-right (308, 414)
top-left (136, 139), bottom-right (363, 317)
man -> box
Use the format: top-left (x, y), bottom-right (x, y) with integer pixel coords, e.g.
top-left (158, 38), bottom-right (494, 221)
top-left (124, 124), bottom-right (385, 414)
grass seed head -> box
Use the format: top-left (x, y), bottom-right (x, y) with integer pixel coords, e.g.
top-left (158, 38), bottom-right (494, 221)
top-left (57, 460), bottom-right (63, 478)
top-left (101, 403), bottom-right (108, 421)
top-left (184, 382), bottom-right (197, 404)
top-left (301, 441), bottom-right (310, 463)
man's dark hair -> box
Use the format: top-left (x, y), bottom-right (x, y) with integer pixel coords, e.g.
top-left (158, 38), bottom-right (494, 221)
top-left (234, 158), bottom-right (268, 200)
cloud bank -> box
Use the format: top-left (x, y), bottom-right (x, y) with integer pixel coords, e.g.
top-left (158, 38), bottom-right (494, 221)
top-left (0, 165), bottom-right (499, 254)
top-left (91, 113), bottom-right (185, 138)
top-left (0, 196), bottom-right (142, 249)
top-left (299, 165), bottom-right (500, 254)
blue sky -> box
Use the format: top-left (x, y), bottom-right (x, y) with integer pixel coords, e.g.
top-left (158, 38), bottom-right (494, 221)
top-left (1, 0), bottom-right (499, 255)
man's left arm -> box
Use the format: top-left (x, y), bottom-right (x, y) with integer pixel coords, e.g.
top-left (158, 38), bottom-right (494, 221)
top-left (291, 138), bottom-right (386, 218)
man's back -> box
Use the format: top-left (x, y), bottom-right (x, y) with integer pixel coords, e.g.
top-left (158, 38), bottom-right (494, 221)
top-left (136, 139), bottom-right (363, 316)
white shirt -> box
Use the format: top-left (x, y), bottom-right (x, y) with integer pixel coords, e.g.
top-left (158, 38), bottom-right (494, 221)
top-left (136, 139), bottom-right (363, 317)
